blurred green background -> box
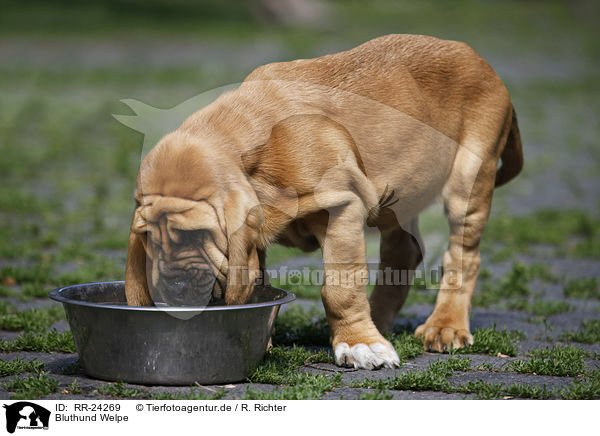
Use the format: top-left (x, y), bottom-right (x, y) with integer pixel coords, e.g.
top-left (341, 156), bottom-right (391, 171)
top-left (1, 0), bottom-right (599, 292)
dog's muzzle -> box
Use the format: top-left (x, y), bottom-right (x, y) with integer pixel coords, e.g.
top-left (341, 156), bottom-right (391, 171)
top-left (151, 267), bottom-right (216, 307)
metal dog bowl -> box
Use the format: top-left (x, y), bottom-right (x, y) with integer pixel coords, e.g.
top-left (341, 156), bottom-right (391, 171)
top-left (49, 281), bottom-right (295, 385)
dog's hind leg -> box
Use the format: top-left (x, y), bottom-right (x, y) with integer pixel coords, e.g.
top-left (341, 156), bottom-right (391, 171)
top-left (369, 219), bottom-right (423, 333)
top-left (415, 108), bottom-right (513, 352)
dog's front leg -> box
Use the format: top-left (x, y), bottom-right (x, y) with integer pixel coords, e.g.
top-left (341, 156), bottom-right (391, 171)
top-left (308, 206), bottom-right (400, 370)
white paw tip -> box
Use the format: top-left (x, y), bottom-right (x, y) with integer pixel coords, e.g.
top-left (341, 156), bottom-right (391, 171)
top-left (334, 342), bottom-right (355, 368)
top-left (350, 343), bottom-right (384, 370)
top-left (369, 342), bottom-right (401, 368)
top-left (335, 341), bottom-right (400, 370)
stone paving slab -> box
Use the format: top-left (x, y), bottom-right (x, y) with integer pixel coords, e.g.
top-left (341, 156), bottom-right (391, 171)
top-left (447, 371), bottom-right (575, 390)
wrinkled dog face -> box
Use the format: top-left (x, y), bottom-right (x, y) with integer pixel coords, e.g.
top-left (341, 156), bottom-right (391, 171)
top-left (145, 228), bottom-right (217, 306)
top-left (133, 195), bottom-right (228, 306)
top-left (126, 132), bottom-right (263, 307)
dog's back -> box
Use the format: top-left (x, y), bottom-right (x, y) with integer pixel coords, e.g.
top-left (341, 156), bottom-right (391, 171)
top-left (245, 34), bottom-right (508, 143)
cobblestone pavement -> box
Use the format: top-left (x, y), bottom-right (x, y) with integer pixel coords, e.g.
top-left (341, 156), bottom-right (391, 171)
top-left (1, 258), bottom-right (599, 400)
top-left (1, 2), bottom-right (599, 401)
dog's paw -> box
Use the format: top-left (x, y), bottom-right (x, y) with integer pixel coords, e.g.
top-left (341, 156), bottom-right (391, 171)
top-left (414, 324), bottom-right (473, 352)
top-left (334, 342), bottom-right (400, 370)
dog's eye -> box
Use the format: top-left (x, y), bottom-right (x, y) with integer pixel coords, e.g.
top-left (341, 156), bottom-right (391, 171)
top-left (185, 230), bottom-right (206, 244)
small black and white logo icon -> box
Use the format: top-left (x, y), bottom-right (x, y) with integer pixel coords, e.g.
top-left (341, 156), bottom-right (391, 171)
top-left (3, 402), bottom-right (50, 433)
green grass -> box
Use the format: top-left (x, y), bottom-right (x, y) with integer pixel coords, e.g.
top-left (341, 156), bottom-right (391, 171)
top-left (269, 275), bottom-right (321, 300)
top-left (242, 373), bottom-right (342, 400)
top-left (472, 263), bottom-right (564, 311)
top-left (483, 210), bottom-right (600, 260)
top-left (460, 380), bottom-right (554, 399)
top-left (22, 282), bottom-right (52, 299)
top-left (0, 329), bottom-right (77, 353)
top-left (356, 356), bottom-right (557, 399)
top-left (266, 245), bottom-right (319, 267)
top-left (357, 387), bottom-right (394, 400)
top-left (520, 263), bottom-right (560, 283)
top-left (509, 345), bottom-right (587, 377)
top-left (0, 286), bottom-right (18, 299)
top-left (67, 380), bottom-right (82, 395)
top-left (248, 346), bottom-right (333, 386)
top-left (472, 263), bottom-right (530, 307)
top-left (3, 372), bottom-right (59, 399)
top-left (507, 300), bottom-right (573, 316)
top-left (357, 357), bottom-right (472, 392)
top-left (99, 382), bottom-right (227, 401)
top-left (573, 239), bottom-right (600, 258)
top-left (473, 362), bottom-right (496, 371)
top-left (151, 389), bottom-right (226, 400)
top-left (97, 382), bottom-right (147, 399)
top-left (53, 256), bottom-right (124, 286)
top-left (0, 265), bottom-right (52, 286)
top-left (559, 320), bottom-right (600, 344)
top-left (0, 258), bottom-right (123, 297)
top-left (0, 305), bottom-right (65, 333)
top-left (0, 358), bottom-right (45, 377)
top-left (459, 327), bottom-right (525, 357)
top-left (0, 301), bottom-right (17, 315)
top-left (432, 356), bottom-right (474, 373)
top-left (564, 277), bottom-right (599, 300)
top-left (388, 332), bottom-right (425, 361)
top-left (559, 368), bottom-right (600, 399)
top-left (403, 289), bottom-right (438, 307)
top-left (0, 0), bottom-right (278, 38)
top-left (246, 345), bottom-right (340, 399)
top-left (272, 305), bottom-right (330, 346)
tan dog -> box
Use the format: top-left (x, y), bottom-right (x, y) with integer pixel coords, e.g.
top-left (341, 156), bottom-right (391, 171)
top-left (125, 34), bottom-right (523, 369)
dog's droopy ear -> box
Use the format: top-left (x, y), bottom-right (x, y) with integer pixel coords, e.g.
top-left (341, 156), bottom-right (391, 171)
top-left (125, 208), bottom-right (153, 306)
top-left (224, 189), bottom-right (263, 305)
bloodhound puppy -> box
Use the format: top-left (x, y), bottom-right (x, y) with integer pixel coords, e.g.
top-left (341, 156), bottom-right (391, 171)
top-left (125, 34), bottom-right (523, 369)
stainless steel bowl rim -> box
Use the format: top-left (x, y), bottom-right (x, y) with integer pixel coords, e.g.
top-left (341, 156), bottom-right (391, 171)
top-left (49, 281), bottom-right (296, 312)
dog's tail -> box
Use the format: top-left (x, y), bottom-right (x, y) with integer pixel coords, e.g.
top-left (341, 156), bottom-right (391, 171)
top-left (495, 105), bottom-right (524, 187)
